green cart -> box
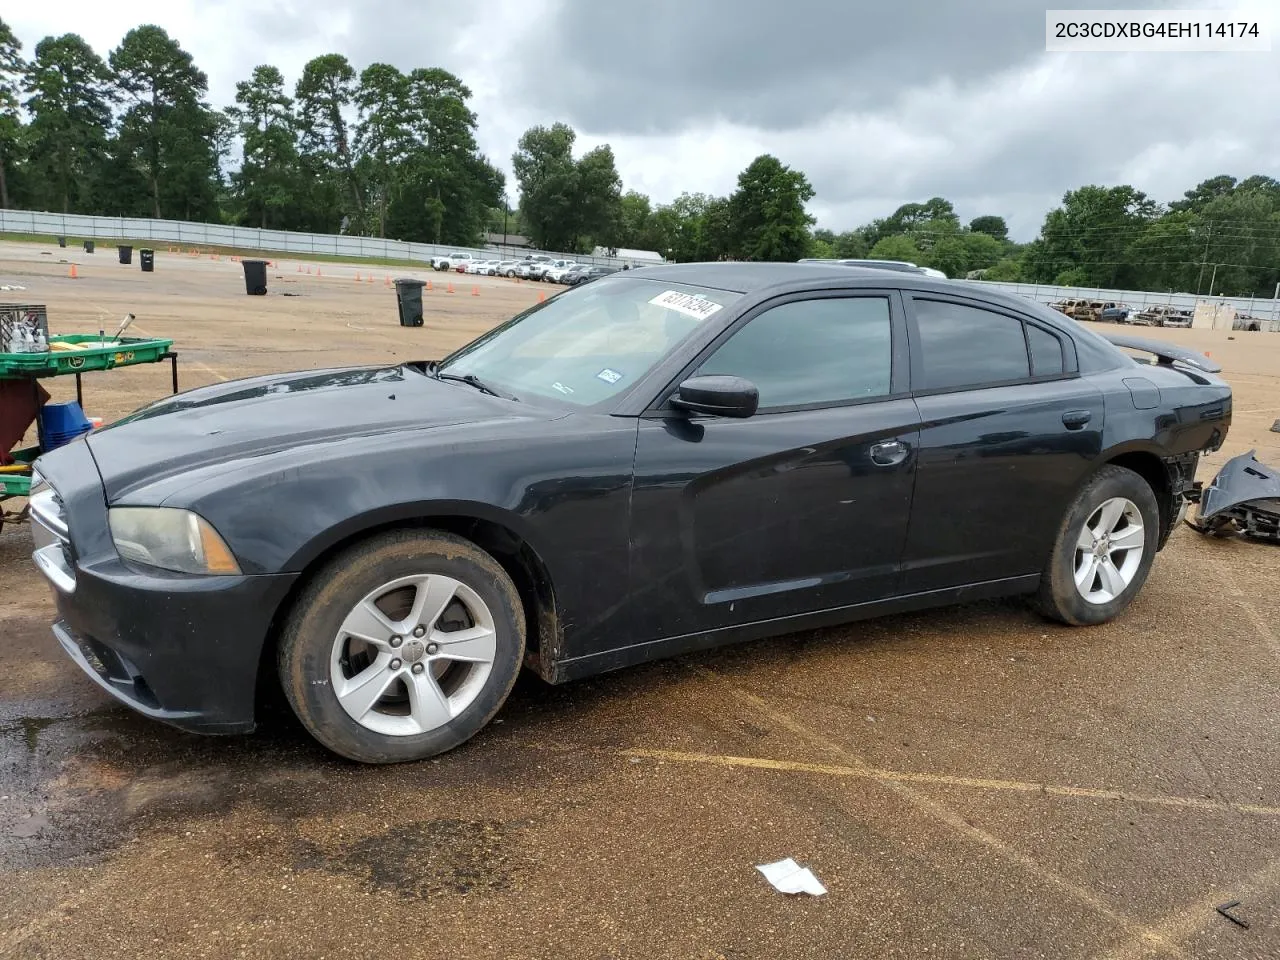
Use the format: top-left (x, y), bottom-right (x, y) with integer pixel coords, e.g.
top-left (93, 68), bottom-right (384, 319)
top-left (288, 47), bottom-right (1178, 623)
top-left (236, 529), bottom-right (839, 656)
top-left (1, 333), bottom-right (179, 527)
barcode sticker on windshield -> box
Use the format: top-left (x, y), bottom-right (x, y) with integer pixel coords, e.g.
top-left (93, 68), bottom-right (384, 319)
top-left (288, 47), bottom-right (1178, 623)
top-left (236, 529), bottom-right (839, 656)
top-left (649, 290), bottom-right (724, 321)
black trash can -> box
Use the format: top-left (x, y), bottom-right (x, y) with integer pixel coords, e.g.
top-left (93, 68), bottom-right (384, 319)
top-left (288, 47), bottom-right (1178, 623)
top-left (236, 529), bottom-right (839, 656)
top-left (242, 259), bottom-right (268, 296)
top-left (139, 249), bottom-right (155, 273)
top-left (56, 236), bottom-right (66, 248)
top-left (394, 278), bottom-right (426, 327)
top-left (83, 240), bottom-right (95, 254)
top-left (117, 244), bottom-right (133, 265)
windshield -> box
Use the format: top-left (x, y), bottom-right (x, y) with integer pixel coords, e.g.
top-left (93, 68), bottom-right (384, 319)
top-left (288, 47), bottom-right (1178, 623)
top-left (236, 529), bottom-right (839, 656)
top-left (437, 276), bottom-right (742, 406)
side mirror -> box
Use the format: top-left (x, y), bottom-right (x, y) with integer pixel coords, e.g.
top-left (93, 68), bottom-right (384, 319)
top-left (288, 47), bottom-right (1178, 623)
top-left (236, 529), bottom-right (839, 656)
top-left (670, 375), bottom-right (759, 419)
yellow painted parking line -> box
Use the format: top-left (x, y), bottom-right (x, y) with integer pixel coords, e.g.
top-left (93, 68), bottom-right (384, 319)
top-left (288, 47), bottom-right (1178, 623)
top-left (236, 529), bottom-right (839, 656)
top-left (689, 667), bottom-right (1187, 956)
top-left (620, 747), bottom-right (1280, 818)
top-left (1100, 855), bottom-right (1280, 960)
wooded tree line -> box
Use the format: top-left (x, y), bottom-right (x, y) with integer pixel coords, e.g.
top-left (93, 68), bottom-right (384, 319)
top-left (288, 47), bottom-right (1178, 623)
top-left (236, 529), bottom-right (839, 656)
top-left (0, 20), bottom-right (503, 243)
top-left (2, 19), bottom-right (1278, 296)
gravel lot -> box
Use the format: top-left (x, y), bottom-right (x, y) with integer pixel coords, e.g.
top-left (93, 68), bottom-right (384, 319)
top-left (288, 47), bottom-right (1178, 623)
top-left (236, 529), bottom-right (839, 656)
top-left (2, 241), bottom-right (1279, 959)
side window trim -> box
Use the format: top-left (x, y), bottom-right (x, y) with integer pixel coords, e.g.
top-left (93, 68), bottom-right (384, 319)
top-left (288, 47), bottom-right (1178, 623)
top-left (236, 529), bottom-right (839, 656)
top-left (904, 293), bottom-right (1079, 398)
top-left (643, 289), bottom-right (911, 416)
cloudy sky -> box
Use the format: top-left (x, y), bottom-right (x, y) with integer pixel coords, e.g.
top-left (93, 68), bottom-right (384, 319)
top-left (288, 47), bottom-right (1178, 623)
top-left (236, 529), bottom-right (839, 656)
top-left (8, 0), bottom-right (1279, 239)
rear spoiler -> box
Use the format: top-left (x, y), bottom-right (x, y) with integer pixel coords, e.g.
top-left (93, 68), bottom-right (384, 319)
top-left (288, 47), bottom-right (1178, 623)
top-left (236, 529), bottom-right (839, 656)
top-left (1101, 333), bottom-right (1222, 374)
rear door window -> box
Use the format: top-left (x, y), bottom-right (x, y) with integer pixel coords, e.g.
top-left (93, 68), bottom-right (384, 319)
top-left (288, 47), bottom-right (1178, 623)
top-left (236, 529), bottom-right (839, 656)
top-left (912, 299), bottom-right (1029, 391)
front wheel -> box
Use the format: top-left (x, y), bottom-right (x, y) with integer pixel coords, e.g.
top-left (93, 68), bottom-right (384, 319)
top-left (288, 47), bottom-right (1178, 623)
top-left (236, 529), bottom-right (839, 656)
top-left (1035, 465), bottom-right (1159, 626)
top-left (278, 530), bottom-right (526, 763)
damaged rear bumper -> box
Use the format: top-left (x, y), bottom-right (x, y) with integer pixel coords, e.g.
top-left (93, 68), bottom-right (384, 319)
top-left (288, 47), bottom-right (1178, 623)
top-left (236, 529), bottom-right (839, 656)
top-left (1187, 450), bottom-right (1280, 542)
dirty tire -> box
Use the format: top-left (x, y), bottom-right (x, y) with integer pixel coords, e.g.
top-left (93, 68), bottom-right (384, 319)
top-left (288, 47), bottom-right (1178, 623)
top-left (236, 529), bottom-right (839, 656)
top-left (1034, 465), bottom-right (1160, 626)
top-left (279, 529), bottom-right (525, 764)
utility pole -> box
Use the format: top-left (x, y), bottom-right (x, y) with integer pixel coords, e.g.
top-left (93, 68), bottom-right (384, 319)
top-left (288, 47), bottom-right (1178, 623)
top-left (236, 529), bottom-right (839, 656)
top-left (1195, 220), bottom-right (1213, 294)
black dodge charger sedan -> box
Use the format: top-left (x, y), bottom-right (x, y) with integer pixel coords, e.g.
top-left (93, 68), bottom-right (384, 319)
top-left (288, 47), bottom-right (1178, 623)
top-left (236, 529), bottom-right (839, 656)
top-left (29, 263), bottom-right (1231, 763)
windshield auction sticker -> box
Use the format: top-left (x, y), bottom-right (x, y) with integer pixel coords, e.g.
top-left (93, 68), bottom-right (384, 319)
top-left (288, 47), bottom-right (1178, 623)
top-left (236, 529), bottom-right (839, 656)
top-left (649, 290), bottom-right (725, 321)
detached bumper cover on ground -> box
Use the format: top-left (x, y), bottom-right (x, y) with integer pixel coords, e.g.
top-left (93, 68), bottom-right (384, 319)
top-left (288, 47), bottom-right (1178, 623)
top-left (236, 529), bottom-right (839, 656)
top-left (1188, 449), bottom-right (1280, 542)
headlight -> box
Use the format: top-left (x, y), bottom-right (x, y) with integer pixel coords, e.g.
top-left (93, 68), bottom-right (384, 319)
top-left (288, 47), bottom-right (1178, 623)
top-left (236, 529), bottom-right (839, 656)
top-left (108, 507), bottom-right (241, 575)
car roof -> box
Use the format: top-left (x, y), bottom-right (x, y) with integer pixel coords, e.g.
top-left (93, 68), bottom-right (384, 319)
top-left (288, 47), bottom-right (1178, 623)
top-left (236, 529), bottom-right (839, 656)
top-left (625, 261), bottom-right (916, 293)
top-left (621, 261), bottom-right (1107, 340)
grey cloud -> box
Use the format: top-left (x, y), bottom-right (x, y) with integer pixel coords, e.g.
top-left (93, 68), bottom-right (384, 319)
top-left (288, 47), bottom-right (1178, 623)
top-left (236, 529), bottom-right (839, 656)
top-left (513, 0), bottom-right (1175, 134)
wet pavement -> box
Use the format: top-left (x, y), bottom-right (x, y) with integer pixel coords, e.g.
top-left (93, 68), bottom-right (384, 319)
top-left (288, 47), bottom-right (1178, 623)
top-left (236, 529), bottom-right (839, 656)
top-left (3, 520), bottom-right (1279, 960)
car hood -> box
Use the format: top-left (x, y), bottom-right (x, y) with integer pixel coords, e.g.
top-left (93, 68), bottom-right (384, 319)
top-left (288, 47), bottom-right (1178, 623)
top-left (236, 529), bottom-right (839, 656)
top-left (85, 363), bottom-right (544, 501)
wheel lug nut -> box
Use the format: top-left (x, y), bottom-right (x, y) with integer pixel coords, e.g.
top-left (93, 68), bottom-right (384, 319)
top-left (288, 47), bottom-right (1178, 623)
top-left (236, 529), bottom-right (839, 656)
top-left (426, 643), bottom-right (439, 655)
top-left (412, 626), bottom-right (426, 638)
top-left (390, 658), bottom-right (402, 670)
top-left (390, 636), bottom-right (403, 648)
top-left (411, 663), bottom-right (425, 675)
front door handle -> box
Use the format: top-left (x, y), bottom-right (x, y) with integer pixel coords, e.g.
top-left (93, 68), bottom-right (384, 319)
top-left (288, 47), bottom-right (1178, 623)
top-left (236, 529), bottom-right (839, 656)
top-left (1062, 409), bottom-right (1093, 430)
top-left (870, 439), bottom-right (909, 466)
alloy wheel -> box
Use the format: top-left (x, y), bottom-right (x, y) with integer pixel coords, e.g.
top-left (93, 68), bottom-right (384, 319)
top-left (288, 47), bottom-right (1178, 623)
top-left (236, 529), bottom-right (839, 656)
top-left (1073, 497), bottom-right (1145, 604)
top-left (329, 574), bottom-right (496, 736)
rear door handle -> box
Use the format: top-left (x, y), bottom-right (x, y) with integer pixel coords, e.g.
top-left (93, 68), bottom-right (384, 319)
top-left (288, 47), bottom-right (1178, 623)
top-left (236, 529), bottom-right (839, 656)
top-left (870, 439), bottom-right (909, 466)
top-left (1062, 410), bottom-right (1093, 430)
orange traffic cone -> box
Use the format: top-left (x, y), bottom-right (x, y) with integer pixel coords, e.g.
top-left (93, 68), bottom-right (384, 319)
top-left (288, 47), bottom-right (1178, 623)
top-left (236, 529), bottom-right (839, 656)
top-left (316, 268), bottom-right (322, 277)
top-left (355, 272), bottom-right (362, 282)
top-left (447, 282), bottom-right (455, 294)
top-left (426, 279), bottom-right (432, 291)
top-left (537, 291), bottom-right (546, 303)
top-left (366, 275), bottom-right (373, 284)
top-left (471, 285), bottom-right (479, 297)
top-left (68, 264), bottom-right (78, 279)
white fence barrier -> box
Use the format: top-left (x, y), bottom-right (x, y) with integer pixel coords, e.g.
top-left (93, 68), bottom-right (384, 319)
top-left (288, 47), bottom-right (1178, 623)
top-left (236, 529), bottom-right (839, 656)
top-left (0, 208), bottom-right (625, 269)
top-left (3, 209), bottom-right (1278, 329)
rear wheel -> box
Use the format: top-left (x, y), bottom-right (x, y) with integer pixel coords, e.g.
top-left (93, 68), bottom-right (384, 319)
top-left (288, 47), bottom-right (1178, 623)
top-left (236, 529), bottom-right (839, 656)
top-left (278, 530), bottom-right (525, 763)
top-left (1035, 465), bottom-right (1159, 626)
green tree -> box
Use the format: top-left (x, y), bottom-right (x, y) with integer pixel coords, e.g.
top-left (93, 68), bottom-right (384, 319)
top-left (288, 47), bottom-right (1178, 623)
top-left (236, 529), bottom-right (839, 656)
top-left (832, 230), bottom-right (869, 259)
top-left (968, 215), bottom-right (1009, 242)
top-left (1029, 184), bottom-right (1158, 287)
top-left (618, 190), bottom-right (653, 248)
top-left (295, 53), bottom-right (360, 231)
top-left (23, 34), bottom-right (113, 213)
top-left (110, 25), bottom-right (221, 219)
top-left (354, 63), bottom-right (412, 237)
top-left (807, 235), bottom-right (835, 258)
top-left (227, 65), bottom-right (300, 228)
top-left (981, 258), bottom-right (1025, 282)
top-left (868, 233), bottom-right (923, 263)
top-left (1169, 174), bottom-right (1237, 212)
top-left (512, 122), bottom-right (579, 251)
top-left (728, 154), bottom-right (815, 261)
top-left (0, 17), bottom-right (24, 209)
top-left (573, 143), bottom-right (623, 249)
top-left (388, 68), bottom-right (502, 245)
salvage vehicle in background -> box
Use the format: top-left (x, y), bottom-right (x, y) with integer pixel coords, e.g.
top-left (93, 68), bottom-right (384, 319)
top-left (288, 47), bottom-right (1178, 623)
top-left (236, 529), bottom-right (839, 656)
top-left (30, 264), bottom-right (1231, 763)
top-left (1133, 305), bottom-right (1193, 328)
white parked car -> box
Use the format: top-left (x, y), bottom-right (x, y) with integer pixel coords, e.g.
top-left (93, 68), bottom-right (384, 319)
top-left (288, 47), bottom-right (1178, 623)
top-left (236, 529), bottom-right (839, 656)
top-left (432, 252), bottom-right (474, 271)
top-left (543, 260), bottom-right (579, 283)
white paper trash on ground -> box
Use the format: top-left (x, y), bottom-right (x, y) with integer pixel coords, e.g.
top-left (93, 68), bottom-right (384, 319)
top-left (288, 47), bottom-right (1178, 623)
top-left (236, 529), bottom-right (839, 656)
top-left (756, 858), bottom-right (827, 896)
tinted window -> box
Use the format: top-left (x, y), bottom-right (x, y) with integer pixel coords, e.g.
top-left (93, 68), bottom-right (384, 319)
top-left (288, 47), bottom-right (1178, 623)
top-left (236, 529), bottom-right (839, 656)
top-left (697, 297), bottom-right (892, 408)
top-left (1027, 324), bottom-right (1065, 376)
top-left (914, 300), bottom-right (1029, 391)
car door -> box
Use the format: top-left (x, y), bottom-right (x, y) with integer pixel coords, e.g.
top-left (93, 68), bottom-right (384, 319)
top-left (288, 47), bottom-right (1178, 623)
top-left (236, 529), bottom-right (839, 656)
top-left (626, 290), bottom-right (920, 644)
top-left (900, 293), bottom-right (1105, 594)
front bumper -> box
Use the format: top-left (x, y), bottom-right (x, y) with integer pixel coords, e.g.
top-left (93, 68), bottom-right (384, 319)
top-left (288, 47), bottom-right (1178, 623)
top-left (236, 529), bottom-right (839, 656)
top-left (29, 444), bottom-right (298, 734)
top-left (44, 564), bottom-right (297, 733)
